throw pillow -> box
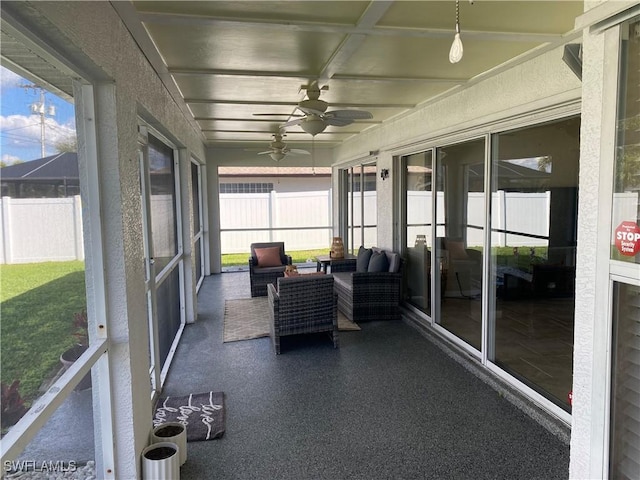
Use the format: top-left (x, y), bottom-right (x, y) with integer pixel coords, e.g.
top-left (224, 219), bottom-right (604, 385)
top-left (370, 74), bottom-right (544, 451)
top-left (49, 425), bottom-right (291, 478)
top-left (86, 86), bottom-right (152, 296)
top-left (255, 246), bottom-right (283, 267)
top-left (356, 246), bottom-right (373, 272)
top-left (368, 251), bottom-right (389, 272)
top-left (387, 252), bottom-right (401, 273)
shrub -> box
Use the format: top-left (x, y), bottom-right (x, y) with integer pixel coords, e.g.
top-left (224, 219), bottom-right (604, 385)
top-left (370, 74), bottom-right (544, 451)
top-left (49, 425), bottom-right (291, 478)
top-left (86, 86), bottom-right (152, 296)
top-left (1, 380), bottom-right (28, 429)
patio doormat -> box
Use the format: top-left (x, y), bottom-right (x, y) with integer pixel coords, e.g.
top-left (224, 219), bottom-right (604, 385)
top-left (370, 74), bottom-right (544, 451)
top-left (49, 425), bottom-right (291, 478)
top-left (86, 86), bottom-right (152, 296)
top-left (223, 297), bottom-right (360, 343)
top-left (153, 391), bottom-right (225, 442)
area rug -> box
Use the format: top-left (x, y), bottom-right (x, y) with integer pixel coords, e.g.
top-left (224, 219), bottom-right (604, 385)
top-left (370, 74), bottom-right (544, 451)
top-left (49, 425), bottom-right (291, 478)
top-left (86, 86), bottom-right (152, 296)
top-left (153, 391), bottom-right (225, 442)
top-left (223, 297), bottom-right (360, 343)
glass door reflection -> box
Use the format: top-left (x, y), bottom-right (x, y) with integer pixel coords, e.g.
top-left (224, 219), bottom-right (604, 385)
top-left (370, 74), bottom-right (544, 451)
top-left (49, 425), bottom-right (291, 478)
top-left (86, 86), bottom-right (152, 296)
top-left (434, 139), bottom-right (485, 351)
top-left (404, 151), bottom-right (433, 315)
top-left (489, 117), bottom-right (579, 410)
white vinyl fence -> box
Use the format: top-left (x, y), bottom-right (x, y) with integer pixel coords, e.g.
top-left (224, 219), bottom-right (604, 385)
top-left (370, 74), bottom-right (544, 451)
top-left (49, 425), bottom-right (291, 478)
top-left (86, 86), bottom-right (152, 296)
top-left (0, 196), bottom-right (84, 264)
top-left (5, 191), bottom-right (636, 264)
top-left (406, 191), bottom-right (551, 248)
top-left (219, 190), bottom-right (333, 253)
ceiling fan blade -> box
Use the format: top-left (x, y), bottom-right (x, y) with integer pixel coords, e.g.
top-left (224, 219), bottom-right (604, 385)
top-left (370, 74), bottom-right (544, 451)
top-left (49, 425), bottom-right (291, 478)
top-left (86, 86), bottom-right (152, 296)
top-left (324, 117), bottom-right (353, 127)
top-left (325, 109), bottom-right (373, 120)
top-left (282, 118), bottom-right (305, 128)
top-left (257, 151), bottom-right (273, 155)
top-left (288, 148), bottom-right (310, 155)
top-left (253, 113), bottom-right (304, 117)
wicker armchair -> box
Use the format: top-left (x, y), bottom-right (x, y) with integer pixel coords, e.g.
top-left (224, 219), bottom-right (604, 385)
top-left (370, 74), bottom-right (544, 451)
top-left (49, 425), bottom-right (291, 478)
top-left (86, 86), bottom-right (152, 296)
top-left (249, 242), bottom-right (292, 297)
top-left (267, 274), bottom-right (338, 355)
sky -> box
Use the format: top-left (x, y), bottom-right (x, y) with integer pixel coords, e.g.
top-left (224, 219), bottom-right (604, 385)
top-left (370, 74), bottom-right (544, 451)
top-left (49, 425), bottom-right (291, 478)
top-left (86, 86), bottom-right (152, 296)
top-left (1, 65), bottom-right (76, 165)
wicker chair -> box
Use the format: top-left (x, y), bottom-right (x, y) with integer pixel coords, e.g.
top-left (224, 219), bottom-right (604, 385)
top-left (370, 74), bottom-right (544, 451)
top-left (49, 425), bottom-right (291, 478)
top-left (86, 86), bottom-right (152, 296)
top-left (267, 274), bottom-right (338, 355)
top-left (248, 242), bottom-right (292, 297)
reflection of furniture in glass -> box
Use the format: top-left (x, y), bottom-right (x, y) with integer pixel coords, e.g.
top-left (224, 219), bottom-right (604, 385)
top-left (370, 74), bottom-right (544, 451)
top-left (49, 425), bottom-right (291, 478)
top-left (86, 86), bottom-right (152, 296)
top-left (248, 242), bottom-right (292, 297)
top-left (315, 253), bottom-right (357, 273)
top-left (267, 274), bottom-right (338, 355)
top-left (441, 238), bottom-right (482, 298)
top-left (500, 264), bottom-right (575, 299)
top-left (406, 246), bottom-right (431, 310)
top-left (532, 265), bottom-right (575, 298)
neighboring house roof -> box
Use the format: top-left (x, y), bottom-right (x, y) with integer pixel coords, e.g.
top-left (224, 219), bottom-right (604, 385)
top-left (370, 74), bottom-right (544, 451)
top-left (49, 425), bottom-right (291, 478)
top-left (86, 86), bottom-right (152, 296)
top-left (1, 152), bottom-right (78, 180)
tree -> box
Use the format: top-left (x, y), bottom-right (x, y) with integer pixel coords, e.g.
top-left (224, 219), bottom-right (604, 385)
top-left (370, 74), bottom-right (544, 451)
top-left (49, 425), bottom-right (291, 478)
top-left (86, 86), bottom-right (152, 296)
top-left (54, 134), bottom-right (77, 153)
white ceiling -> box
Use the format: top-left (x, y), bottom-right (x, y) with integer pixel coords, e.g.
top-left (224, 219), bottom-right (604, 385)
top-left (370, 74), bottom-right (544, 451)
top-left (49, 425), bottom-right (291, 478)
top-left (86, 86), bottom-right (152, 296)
top-left (2, 1), bottom-right (585, 152)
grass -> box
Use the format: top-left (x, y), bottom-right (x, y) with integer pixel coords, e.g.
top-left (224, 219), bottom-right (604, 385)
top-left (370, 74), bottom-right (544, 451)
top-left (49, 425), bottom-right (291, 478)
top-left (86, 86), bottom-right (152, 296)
top-left (222, 248), bottom-right (332, 267)
top-left (1, 261), bottom-right (86, 404)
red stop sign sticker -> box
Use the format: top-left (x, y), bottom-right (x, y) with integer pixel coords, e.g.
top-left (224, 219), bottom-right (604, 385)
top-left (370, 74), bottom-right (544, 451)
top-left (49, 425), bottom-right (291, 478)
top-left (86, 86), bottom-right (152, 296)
top-left (615, 221), bottom-right (640, 256)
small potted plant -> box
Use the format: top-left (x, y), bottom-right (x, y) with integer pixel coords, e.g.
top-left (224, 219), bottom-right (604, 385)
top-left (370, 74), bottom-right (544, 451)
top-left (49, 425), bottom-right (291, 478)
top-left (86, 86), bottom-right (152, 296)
top-left (60, 310), bottom-right (91, 390)
top-left (1, 380), bottom-right (28, 431)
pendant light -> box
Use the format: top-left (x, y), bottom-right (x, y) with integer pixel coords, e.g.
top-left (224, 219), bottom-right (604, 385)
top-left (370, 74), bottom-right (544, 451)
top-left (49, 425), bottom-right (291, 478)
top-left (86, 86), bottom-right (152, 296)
top-left (449, 0), bottom-right (463, 64)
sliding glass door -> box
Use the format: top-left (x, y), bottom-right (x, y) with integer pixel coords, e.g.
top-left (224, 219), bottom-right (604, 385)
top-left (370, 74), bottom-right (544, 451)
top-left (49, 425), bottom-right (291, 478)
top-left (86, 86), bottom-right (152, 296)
top-left (434, 138), bottom-right (486, 351)
top-left (488, 116), bottom-right (579, 410)
top-left (399, 114), bottom-right (580, 413)
top-left (403, 151), bottom-right (433, 315)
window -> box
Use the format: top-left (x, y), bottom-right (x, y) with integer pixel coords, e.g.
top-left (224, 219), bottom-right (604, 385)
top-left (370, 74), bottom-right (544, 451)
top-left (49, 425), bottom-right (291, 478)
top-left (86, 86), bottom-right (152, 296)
top-left (610, 282), bottom-right (640, 480)
top-left (609, 16), bottom-right (640, 480)
top-left (343, 163), bottom-right (377, 253)
top-left (611, 17), bottom-right (640, 264)
top-left (219, 182), bottom-right (273, 193)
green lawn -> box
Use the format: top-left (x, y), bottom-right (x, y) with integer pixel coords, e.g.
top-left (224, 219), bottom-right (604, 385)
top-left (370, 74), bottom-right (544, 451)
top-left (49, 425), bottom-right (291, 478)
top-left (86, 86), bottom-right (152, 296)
top-left (1, 261), bottom-right (86, 404)
top-left (222, 248), bottom-right (332, 267)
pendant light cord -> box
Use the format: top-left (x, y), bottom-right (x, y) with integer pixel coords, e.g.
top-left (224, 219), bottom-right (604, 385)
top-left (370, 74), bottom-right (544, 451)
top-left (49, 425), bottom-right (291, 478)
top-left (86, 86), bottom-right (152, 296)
top-left (455, 0), bottom-right (460, 34)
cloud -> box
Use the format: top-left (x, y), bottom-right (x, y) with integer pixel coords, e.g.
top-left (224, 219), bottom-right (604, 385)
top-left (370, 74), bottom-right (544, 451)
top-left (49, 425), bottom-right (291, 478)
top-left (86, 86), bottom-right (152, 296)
top-left (0, 66), bottom-right (23, 91)
top-left (1, 113), bottom-right (75, 145)
top-left (2, 153), bottom-right (23, 165)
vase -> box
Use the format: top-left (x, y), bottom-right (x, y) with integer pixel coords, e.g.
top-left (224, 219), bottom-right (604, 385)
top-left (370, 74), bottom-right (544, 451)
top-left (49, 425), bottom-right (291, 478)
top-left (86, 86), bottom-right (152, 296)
top-left (142, 441), bottom-right (180, 480)
top-left (152, 422), bottom-right (187, 466)
top-left (330, 237), bottom-right (344, 258)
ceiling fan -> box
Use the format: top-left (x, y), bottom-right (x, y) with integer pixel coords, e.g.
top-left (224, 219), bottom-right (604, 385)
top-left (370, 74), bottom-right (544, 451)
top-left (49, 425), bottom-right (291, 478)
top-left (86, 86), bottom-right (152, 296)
top-left (257, 133), bottom-right (310, 162)
top-left (282, 82), bottom-right (373, 136)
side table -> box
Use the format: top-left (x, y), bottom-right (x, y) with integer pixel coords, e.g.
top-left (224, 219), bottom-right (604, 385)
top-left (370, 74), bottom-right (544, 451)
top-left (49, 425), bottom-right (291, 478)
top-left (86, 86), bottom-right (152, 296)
top-left (315, 253), bottom-right (357, 273)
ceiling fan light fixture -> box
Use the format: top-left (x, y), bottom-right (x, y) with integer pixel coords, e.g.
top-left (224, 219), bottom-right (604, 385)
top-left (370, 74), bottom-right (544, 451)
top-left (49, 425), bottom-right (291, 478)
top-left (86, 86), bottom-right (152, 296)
top-left (270, 151), bottom-right (286, 162)
top-left (449, 0), bottom-right (464, 64)
top-left (301, 115), bottom-right (327, 136)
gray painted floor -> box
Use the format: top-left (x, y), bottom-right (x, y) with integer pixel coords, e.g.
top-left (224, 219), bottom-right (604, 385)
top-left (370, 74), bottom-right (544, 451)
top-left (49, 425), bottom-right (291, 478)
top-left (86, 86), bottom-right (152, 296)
top-left (17, 270), bottom-right (570, 479)
top-left (169, 271), bottom-right (569, 480)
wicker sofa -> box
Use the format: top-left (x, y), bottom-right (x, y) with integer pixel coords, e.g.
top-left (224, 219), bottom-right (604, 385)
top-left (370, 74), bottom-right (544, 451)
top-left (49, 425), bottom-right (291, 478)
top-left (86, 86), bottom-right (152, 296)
top-left (332, 247), bottom-right (403, 322)
top-left (267, 274), bottom-right (338, 355)
top-left (248, 242), bottom-right (292, 297)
